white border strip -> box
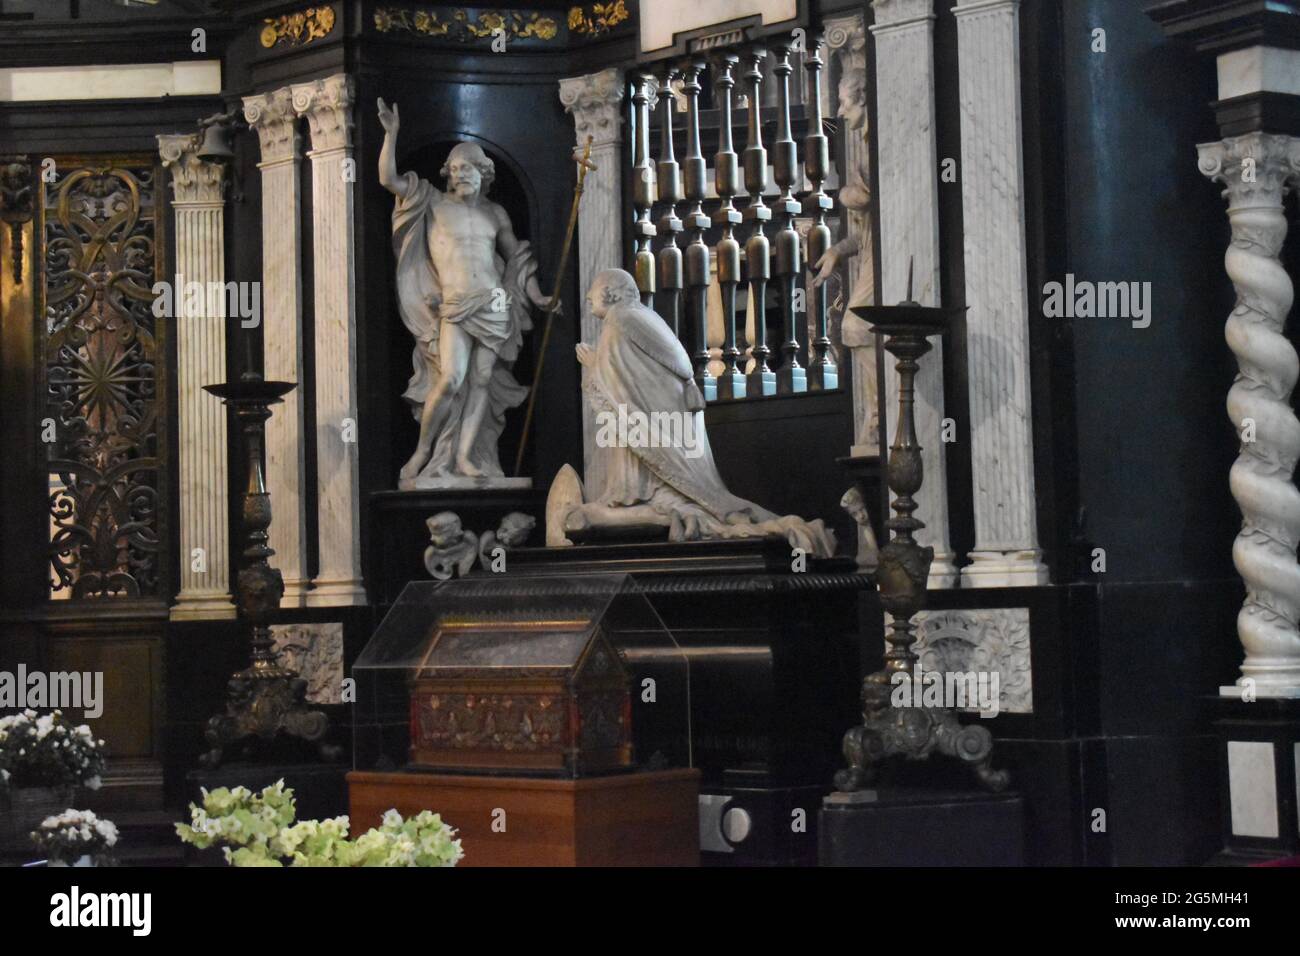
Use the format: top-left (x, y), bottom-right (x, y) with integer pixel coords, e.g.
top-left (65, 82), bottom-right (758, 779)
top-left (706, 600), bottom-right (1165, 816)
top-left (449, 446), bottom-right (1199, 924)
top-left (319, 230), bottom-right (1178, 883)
top-left (0, 60), bottom-right (221, 102)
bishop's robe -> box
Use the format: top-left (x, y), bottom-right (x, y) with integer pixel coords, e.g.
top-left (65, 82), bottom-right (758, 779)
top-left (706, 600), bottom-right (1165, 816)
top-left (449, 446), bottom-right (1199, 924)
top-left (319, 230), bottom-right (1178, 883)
top-left (584, 296), bottom-right (836, 558)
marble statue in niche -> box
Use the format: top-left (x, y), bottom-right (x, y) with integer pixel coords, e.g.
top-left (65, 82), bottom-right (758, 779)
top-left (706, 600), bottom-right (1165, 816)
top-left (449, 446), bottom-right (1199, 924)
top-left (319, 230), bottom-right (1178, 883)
top-left (378, 98), bottom-right (551, 489)
top-left (811, 64), bottom-right (879, 442)
top-left (546, 269), bottom-right (836, 558)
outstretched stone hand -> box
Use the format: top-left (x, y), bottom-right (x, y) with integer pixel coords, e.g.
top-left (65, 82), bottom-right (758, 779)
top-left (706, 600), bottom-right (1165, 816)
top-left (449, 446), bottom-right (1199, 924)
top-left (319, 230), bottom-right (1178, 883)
top-left (377, 97), bottom-right (400, 135)
top-left (812, 246), bottom-right (840, 289)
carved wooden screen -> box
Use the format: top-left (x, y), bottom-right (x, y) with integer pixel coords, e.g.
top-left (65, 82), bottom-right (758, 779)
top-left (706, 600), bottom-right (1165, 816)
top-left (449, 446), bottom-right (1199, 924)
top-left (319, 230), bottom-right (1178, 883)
top-left (41, 158), bottom-right (169, 601)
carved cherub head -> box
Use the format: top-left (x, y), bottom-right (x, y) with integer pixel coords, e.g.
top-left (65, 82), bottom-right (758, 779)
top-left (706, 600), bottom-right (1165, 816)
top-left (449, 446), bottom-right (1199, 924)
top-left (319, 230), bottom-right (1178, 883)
top-left (840, 486), bottom-right (867, 524)
top-left (426, 511), bottom-right (465, 549)
top-left (440, 142), bottom-right (494, 198)
top-left (496, 512), bottom-right (536, 548)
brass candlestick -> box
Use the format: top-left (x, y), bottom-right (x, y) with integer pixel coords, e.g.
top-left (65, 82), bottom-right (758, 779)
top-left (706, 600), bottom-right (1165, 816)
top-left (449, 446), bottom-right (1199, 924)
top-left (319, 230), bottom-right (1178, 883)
top-left (835, 268), bottom-right (1007, 793)
top-left (199, 372), bottom-right (339, 768)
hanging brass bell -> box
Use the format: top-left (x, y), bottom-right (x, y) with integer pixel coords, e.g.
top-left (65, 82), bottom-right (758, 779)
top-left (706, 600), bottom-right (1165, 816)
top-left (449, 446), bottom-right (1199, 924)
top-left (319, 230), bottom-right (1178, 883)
top-left (197, 121), bottom-right (235, 162)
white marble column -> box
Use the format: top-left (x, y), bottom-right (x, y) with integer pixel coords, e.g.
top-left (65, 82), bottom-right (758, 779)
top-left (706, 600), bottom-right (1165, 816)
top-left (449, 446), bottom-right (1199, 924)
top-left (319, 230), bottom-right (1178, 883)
top-left (159, 133), bottom-right (235, 620)
top-left (293, 74), bottom-right (366, 607)
top-left (953, 0), bottom-right (1048, 587)
top-left (243, 87), bottom-right (310, 607)
top-left (560, 67), bottom-right (625, 501)
top-left (1199, 133), bottom-right (1300, 698)
top-left (871, 0), bottom-right (957, 587)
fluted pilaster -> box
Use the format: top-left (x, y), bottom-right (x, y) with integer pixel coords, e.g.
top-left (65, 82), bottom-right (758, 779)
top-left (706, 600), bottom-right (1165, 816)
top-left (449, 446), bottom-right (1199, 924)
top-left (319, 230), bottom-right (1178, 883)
top-left (870, 0), bottom-right (957, 587)
top-left (159, 132), bottom-right (234, 619)
top-left (1200, 132), bottom-right (1300, 697)
top-left (243, 87), bottom-right (310, 607)
top-left (954, 0), bottom-right (1047, 586)
top-left (560, 68), bottom-right (625, 501)
top-left (292, 73), bottom-right (365, 607)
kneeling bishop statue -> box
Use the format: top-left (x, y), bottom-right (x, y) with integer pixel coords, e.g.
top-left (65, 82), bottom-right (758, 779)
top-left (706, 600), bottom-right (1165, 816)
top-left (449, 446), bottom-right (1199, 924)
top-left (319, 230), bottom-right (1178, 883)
top-left (547, 269), bottom-right (836, 558)
top-left (378, 98), bottom-right (550, 488)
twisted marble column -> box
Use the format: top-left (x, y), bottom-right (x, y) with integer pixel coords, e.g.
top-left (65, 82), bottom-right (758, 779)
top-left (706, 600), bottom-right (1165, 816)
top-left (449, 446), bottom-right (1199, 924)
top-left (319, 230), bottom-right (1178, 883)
top-left (1200, 132), bottom-right (1300, 697)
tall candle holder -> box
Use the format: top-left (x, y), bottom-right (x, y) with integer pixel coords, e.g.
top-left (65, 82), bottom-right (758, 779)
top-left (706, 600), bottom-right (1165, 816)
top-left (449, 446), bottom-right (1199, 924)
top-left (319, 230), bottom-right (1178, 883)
top-left (835, 268), bottom-right (1007, 792)
top-left (199, 371), bottom-right (340, 768)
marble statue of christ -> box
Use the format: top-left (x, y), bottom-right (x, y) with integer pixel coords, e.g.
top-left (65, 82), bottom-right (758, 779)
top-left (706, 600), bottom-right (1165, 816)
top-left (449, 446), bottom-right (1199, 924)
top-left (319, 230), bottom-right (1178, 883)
top-left (378, 98), bottom-right (549, 486)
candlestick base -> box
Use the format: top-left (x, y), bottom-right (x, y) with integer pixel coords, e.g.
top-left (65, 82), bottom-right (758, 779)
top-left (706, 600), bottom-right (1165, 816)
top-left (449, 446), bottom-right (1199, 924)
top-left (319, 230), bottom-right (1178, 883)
top-left (833, 702), bottom-right (1008, 793)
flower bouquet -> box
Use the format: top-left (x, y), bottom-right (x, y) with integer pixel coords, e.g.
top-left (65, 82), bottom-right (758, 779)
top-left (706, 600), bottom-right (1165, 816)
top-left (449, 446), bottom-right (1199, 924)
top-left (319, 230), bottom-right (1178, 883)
top-left (0, 708), bottom-right (106, 792)
top-left (31, 809), bottom-right (118, 866)
top-left (0, 709), bottom-right (107, 853)
top-left (176, 779), bottom-right (464, 867)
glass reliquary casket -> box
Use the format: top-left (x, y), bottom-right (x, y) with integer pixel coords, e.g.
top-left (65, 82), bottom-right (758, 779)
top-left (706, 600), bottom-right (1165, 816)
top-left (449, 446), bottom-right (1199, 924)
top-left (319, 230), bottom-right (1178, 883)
top-left (352, 574), bottom-right (690, 778)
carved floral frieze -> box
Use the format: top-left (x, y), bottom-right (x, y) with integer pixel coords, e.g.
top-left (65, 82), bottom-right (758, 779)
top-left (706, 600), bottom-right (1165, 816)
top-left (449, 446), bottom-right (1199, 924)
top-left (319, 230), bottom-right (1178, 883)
top-left (374, 6), bottom-right (560, 42)
top-left (568, 1), bottom-right (631, 37)
top-left (261, 6), bottom-right (336, 49)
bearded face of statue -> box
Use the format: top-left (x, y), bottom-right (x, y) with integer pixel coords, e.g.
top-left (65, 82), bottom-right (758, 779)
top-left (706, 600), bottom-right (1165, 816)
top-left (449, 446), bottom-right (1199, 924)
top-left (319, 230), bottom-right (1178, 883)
top-left (446, 157), bottom-right (483, 198)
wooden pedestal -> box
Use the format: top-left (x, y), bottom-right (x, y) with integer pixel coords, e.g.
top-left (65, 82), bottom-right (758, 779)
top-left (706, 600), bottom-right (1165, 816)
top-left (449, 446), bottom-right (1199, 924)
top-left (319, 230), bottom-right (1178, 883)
top-left (347, 768), bottom-right (701, 866)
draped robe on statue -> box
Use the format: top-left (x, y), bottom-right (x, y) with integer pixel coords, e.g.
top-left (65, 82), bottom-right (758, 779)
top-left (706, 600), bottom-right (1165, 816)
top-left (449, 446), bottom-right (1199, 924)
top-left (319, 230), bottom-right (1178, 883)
top-left (390, 171), bottom-right (535, 478)
top-left (583, 296), bottom-right (836, 558)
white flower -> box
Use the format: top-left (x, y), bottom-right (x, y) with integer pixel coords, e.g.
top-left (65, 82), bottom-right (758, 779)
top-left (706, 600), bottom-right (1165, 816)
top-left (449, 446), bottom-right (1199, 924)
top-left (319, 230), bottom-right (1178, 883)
top-left (84, 776), bottom-right (101, 791)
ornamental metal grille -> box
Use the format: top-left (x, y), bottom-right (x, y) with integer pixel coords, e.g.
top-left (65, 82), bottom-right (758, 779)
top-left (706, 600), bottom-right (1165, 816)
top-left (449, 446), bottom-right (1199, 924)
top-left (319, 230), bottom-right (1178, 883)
top-left (42, 159), bottom-right (167, 600)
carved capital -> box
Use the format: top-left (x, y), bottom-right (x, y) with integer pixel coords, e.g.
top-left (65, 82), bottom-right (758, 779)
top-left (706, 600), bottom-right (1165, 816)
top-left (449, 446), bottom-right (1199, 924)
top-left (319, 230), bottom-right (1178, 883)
top-left (559, 68), bottom-right (625, 149)
top-left (243, 87), bottom-right (301, 166)
top-left (158, 132), bottom-right (226, 204)
top-left (825, 10), bottom-right (866, 57)
top-left (1198, 132), bottom-right (1300, 211)
top-left (291, 73), bottom-right (355, 154)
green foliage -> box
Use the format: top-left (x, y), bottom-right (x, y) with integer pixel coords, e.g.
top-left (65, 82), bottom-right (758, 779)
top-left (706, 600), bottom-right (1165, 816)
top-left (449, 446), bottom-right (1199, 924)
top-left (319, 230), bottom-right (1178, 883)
top-left (175, 780), bottom-right (463, 867)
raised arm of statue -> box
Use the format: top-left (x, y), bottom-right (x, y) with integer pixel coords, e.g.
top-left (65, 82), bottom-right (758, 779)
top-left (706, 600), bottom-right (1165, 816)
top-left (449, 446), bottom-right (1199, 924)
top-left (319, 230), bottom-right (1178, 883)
top-left (377, 98), bottom-right (412, 199)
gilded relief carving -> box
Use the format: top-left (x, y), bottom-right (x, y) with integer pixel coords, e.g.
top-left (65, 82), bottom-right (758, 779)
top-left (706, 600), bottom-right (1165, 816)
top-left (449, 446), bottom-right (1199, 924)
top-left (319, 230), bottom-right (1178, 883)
top-left (260, 6), bottom-right (336, 48)
top-left (567, 1), bottom-right (630, 36)
top-left (374, 6), bottom-right (560, 42)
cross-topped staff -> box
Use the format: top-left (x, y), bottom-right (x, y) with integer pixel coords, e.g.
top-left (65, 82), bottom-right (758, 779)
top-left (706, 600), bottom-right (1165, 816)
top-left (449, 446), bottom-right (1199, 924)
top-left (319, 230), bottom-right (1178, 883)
top-left (514, 135), bottom-right (596, 476)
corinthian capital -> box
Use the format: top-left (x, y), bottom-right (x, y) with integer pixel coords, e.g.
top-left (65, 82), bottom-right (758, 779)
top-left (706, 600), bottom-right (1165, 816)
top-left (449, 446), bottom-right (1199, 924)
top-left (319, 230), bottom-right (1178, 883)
top-left (243, 87), bottom-right (300, 166)
top-left (1198, 132), bottom-right (1300, 209)
top-left (291, 73), bottom-right (356, 153)
top-left (559, 68), bottom-right (625, 149)
top-left (158, 132), bottom-right (225, 204)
